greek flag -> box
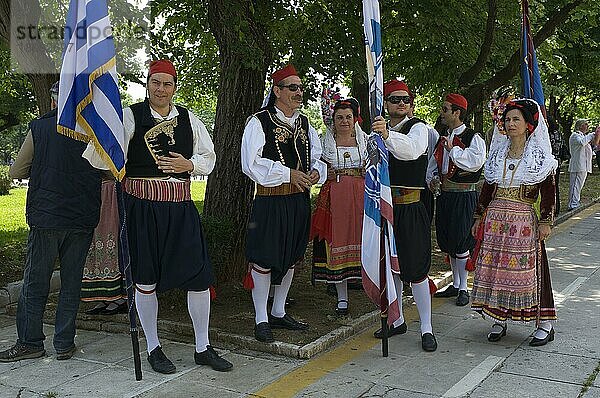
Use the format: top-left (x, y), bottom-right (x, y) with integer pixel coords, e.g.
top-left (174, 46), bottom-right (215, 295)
top-left (521, 0), bottom-right (545, 113)
top-left (361, 135), bottom-right (401, 326)
top-left (362, 0), bottom-right (384, 120)
top-left (57, 0), bottom-right (126, 180)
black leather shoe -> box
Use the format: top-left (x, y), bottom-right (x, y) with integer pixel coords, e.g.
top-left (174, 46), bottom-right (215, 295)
top-left (529, 327), bottom-right (554, 346)
top-left (374, 322), bottom-right (407, 339)
top-left (148, 346), bottom-right (176, 374)
top-left (268, 314), bottom-right (309, 330)
top-left (421, 333), bottom-right (437, 352)
top-left (434, 285), bottom-right (459, 298)
top-left (254, 322), bottom-right (274, 343)
top-left (456, 290), bottom-right (470, 306)
top-left (487, 323), bottom-right (507, 342)
top-left (195, 346), bottom-right (233, 372)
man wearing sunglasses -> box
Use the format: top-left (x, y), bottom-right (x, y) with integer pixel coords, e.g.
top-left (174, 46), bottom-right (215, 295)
top-left (371, 79), bottom-right (437, 352)
top-left (429, 94), bottom-right (486, 307)
top-left (242, 64), bottom-right (326, 343)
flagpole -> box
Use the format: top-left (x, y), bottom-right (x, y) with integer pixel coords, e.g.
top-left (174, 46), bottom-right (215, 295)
top-left (379, 223), bottom-right (389, 357)
top-left (116, 181), bottom-right (143, 380)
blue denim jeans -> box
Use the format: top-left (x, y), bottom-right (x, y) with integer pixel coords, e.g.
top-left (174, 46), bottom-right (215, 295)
top-left (16, 227), bottom-right (93, 352)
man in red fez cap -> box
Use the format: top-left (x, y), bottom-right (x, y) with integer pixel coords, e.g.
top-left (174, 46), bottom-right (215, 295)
top-left (105, 59), bottom-right (233, 374)
top-left (370, 79), bottom-right (438, 352)
top-left (430, 93), bottom-right (486, 306)
top-left (241, 64), bottom-right (327, 343)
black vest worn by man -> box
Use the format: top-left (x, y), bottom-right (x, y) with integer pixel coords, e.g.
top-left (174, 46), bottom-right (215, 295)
top-left (27, 109), bottom-right (102, 229)
top-left (253, 106), bottom-right (311, 174)
top-left (443, 128), bottom-right (483, 183)
top-left (388, 117), bottom-right (428, 189)
top-left (126, 99), bottom-right (193, 180)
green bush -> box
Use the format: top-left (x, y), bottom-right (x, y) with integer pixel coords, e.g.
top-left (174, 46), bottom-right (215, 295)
top-left (0, 165), bottom-right (12, 196)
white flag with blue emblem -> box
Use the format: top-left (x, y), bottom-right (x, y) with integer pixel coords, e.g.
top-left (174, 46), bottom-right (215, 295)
top-left (57, 0), bottom-right (126, 180)
top-left (362, 0), bottom-right (384, 121)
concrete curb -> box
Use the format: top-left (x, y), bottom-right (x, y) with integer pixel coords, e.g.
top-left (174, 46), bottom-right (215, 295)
top-left (554, 196), bottom-right (600, 226)
top-left (0, 270), bottom-right (61, 309)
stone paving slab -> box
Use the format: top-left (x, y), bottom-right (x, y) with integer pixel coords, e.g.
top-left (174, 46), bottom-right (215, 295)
top-left (138, 381), bottom-right (243, 398)
top-left (53, 364), bottom-right (167, 398)
top-left (0, 355), bottom-right (104, 391)
top-left (292, 373), bottom-right (374, 398)
top-left (584, 387), bottom-right (600, 398)
top-left (0, 386), bottom-right (41, 398)
top-left (469, 372), bottom-right (582, 398)
top-left (499, 348), bottom-right (599, 385)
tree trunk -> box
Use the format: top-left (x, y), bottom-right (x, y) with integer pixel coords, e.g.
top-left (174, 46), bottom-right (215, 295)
top-left (205, 1), bottom-right (271, 284)
top-left (351, 71), bottom-right (371, 132)
top-left (0, 0), bottom-right (57, 114)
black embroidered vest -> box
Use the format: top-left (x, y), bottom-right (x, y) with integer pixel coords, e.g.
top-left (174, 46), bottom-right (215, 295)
top-left (254, 106), bottom-right (311, 173)
top-left (445, 128), bottom-right (483, 183)
top-left (388, 118), bottom-right (428, 188)
top-left (126, 100), bottom-right (193, 179)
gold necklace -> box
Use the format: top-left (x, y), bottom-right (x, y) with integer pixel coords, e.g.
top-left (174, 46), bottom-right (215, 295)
top-left (502, 154), bottom-right (523, 187)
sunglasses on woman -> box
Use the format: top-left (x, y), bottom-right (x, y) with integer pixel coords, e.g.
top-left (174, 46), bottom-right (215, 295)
top-left (277, 84), bottom-right (304, 92)
top-left (386, 95), bottom-right (411, 104)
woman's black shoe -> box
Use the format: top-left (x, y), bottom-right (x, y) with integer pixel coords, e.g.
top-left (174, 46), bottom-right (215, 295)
top-left (335, 300), bottom-right (349, 316)
top-left (99, 302), bottom-right (128, 315)
top-left (85, 304), bottom-right (108, 315)
top-left (254, 322), bottom-right (274, 343)
top-left (147, 346), bottom-right (176, 374)
top-left (487, 323), bottom-right (507, 342)
top-left (529, 327), bottom-right (554, 346)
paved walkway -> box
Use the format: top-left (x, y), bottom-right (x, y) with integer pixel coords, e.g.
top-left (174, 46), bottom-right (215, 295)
top-left (1, 205), bottom-right (599, 398)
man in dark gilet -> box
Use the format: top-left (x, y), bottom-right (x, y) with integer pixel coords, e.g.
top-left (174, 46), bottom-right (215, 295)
top-left (120, 60), bottom-right (231, 374)
top-left (1, 82), bottom-right (102, 362)
top-left (431, 94), bottom-right (486, 306)
top-left (241, 64), bottom-right (326, 343)
top-left (371, 79), bottom-right (437, 352)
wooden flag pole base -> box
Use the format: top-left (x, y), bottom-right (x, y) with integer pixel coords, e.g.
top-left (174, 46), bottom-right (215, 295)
top-left (381, 315), bottom-right (389, 357)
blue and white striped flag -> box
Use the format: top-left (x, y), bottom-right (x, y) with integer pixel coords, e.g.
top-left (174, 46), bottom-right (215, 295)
top-left (361, 135), bottom-right (401, 326)
top-left (57, 0), bottom-right (126, 180)
top-left (362, 0), bottom-right (384, 121)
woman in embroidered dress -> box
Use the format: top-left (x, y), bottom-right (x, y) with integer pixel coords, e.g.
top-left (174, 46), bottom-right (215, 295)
top-left (311, 99), bottom-right (368, 315)
top-left (81, 178), bottom-right (127, 315)
top-left (470, 99), bottom-right (558, 346)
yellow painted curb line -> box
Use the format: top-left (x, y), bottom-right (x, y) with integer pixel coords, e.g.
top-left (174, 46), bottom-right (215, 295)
top-left (252, 298), bottom-right (445, 398)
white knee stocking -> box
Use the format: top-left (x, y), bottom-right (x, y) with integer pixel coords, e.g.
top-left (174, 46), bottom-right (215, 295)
top-left (456, 251), bottom-right (470, 291)
top-left (335, 280), bottom-right (348, 309)
top-left (250, 265), bottom-right (271, 324)
top-left (187, 289), bottom-right (211, 353)
top-left (450, 256), bottom-right (460, 289)
top-left (271, 268), bottom-right (294, 318)
top-left (135, 283), bottom-right (160, 353)
top-left (392, 274), bottom-right (405, 327)
top-left (412, 279), bottom-right (433, 335)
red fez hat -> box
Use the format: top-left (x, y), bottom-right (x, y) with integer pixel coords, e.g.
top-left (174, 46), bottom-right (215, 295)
top-left (148, 59), bottom-right (177, 78)
top-left (383, 79), bottom-right (413, 98)
top-left (271, 64), bottom-right (298, 85)
top-left (445, 93), bottom-right (468, 110)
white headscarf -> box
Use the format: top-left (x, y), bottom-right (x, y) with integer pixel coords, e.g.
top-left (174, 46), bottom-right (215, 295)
top-left (321, 122), bottom-right (369, 167)
top-left (484, 99), bottom-right (557, 185)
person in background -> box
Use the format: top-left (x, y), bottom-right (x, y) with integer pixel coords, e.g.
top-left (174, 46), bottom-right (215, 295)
top-left (567, 119), bottom-right (600, 211)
